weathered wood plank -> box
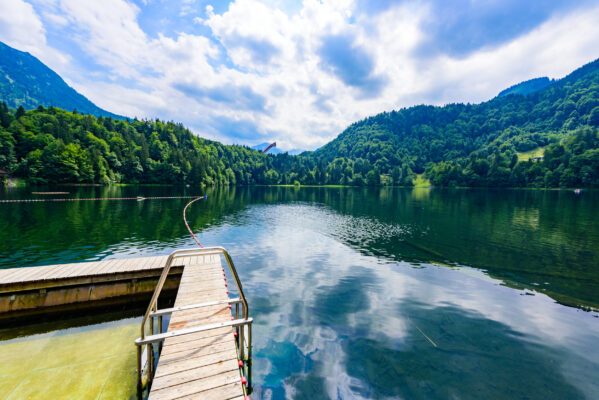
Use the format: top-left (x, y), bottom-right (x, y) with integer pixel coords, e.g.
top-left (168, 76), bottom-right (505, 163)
top-left (159, 342), bottom-right (235, 363)
top-left (181, 269), bottom-right (224, 275)
top-left (168, 311), bottom-right (233, 327)
top-left (160, 334), bottom-right (233, 357)
top-left (166, 382), bottom-right (245, 400)
top-left (149, 370), bottom-right (242, 400)
top-left (145, 256), bottom-right (162, 271)
top-left (2, 264), bottom-right (51, 281)
top-left (149, 256), bottom-right (245, 400)
top-left (104, 257), bottom-right (139, 274)
top-left (151, 358), bottom-right (240, 390)
top-left (174, 284), bottom-right (229, 295)
top-left (168, 305), bottom-right (232, 321)
top-left (28, 263), bottom-right (69, 280)
top-left (154, 348), bottom-right (238, 378)
top-left (178, 271), bottom-right (225, 279)
top-left (93, 259), bottom-right (118, 275)
top-left (160, 327), bottom-right (234, 346)
top-left (0, 256), bottom-right (172, 285)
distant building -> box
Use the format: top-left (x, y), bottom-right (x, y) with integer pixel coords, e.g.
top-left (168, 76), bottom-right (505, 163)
top-left (531, 156), bottom-right (544, 162)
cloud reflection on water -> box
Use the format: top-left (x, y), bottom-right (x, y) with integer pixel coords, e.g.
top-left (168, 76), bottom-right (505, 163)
top-left (204, 202), bottom-right (599, 399)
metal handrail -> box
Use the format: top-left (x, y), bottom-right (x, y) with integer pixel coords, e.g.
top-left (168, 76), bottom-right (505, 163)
top-left (149, 297), bottom-right (242, 317)
top-left (135, 317), bottom-right (254, 345)
top-left (135, 247), bottom-right (251, 399)
top-left (139, 247), bottom-right (249, 339)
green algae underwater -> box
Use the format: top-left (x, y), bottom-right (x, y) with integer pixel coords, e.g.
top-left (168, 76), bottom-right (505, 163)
top-left (0, 316), bottom-right (139, 399)
top-left (0, 185), bottom-right (598, 399)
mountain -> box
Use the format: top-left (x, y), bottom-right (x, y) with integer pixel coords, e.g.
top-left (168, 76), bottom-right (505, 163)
top-left (287, 148), bottom-right (306, 155)
top-left (0, 51), bottom-right (598, 188)
top-left (0, 41), bottom-right (123, 118)
top-left (310, 57), bottom-right (599, 185)
top-left (498, 77), bottom-right (553, 97)
top-left (251, 142), bottom-right (283, 154)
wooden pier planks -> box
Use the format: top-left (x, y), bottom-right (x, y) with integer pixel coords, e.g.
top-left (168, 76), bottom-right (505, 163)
top-left (148, 255), bottom-right (245, 400)
top-left (0, 256), bottom-right (172, 285)
top-left (0, 254), bottom-right (245, 398)
top-left (0, 256), bottom-right (185, 319)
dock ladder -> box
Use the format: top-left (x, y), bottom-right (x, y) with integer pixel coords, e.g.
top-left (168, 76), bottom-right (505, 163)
top-left (134, 247), bottom-right (253, 399)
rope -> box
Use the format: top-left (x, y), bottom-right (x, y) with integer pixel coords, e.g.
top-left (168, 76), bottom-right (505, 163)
top-left (183, 195), bottom-right (208, 248)
top-left (0, 196), bottom-right (199, 203)
top-left (407, 316), bottom-right (438, 348)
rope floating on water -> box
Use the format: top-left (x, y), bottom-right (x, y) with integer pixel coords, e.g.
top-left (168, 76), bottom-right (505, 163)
top-left (0, 196), bottom-right (200, 203)
top-left (183, 195), bottom-right (208, 248)
top-left (1, 193), bottom-right (209, 248)
top-left (407, 316), bottom-right (438, 348)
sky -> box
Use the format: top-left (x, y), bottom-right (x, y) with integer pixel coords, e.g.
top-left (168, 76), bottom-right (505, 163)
top-left (1, 0), bottom-right (599, 151)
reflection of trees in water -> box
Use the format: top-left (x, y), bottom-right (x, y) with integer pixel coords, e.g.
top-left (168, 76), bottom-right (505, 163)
top-left (1, 186), bottom-right (598, 307)
top-left (0, 185), bottom-right (246, 267)
top-left (297, 187), bottom-right (599, 309)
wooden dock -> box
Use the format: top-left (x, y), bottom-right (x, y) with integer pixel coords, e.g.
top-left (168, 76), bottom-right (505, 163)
top-left (148, 254), bottom-right (246, 399)
top-left (0, 256), bottom-right (184, 320)
top-left (0, 253), bottom-right (249, 399)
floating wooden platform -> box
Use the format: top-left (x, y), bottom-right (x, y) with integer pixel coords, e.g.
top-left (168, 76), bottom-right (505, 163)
top-left (0, 255), bottom-right (172, 287)
top-left (148, 254), bottom-right (245, 399)
top-left (0, 256), bottom-right (184, 320)
top-left (0, 254), bottom-right (247, 399)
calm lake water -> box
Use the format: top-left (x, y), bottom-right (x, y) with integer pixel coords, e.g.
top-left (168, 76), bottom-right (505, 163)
top-left (1, 186), bottom-right (598, 399)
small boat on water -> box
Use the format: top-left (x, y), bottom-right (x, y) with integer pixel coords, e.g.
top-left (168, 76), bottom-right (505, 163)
top-left (574, 189), bottom-right (582, 195)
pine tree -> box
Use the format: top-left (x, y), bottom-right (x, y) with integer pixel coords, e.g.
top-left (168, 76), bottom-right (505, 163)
top-left (15, 105), bottom-right (25, 119)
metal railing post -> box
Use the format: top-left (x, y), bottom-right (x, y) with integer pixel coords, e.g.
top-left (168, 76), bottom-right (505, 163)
top-left (248, 322), bottom-right (253, 390)
top-left (240, 323), bottom-right (245, 361)
top-left (136, 344), bottom-right (142, 400)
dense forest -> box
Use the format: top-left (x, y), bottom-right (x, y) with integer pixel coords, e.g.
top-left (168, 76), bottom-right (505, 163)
top-left (0, 58), bottom-right (599, 188)
top-left (0, 103), bottom-right (288, 185)
top-left (313, 58), bottom-right (599, 187)
top-left (0, 102), bottom-right (414, 186)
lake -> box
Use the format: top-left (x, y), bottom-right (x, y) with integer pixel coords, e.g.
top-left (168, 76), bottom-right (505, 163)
top-left (1, 186), bottom-right (598, 399)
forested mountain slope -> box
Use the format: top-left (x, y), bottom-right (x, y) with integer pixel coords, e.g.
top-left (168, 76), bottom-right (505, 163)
top-left (0, 104), bottom-right (284, 185)
top-left (310, 58), bottom-right (599, 186)
top-left (498, 77), bottom-right (553, 97)
top-left (0, 42), bottom-right (122, 119)
top-left (0, 54), bottom-right (598, 187)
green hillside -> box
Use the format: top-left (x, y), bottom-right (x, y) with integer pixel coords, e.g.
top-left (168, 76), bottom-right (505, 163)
top-left (1, 48), bottom-right (598, 188)
top-left (0, 41), bottom-right (122, 119)
top-left (310, 58), bottom-right (599, 187)
top-left (0, 104), bottom-right (274, 185)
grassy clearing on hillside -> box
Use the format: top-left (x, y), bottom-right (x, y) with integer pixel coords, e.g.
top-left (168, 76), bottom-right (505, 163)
top-left (517, 146), bottom-right (547, 162)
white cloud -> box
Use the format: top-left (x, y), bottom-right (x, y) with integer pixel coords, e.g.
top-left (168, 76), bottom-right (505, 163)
top-left (6, 0), bottom-right (599, 151)
top-left (0, 0), bottom-right (46, 48)
top-left (412, 6), bottom-right (599, 106)
top-left (0, 0), bottom-right (69, 71)
top-left (42, 11), bottom-right (68, 26)
top-left (58, 0), bottom-right (149, 79)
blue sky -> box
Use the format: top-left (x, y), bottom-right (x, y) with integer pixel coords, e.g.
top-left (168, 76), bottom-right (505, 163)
top-left (1, 0), bottom-right (599, 150)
